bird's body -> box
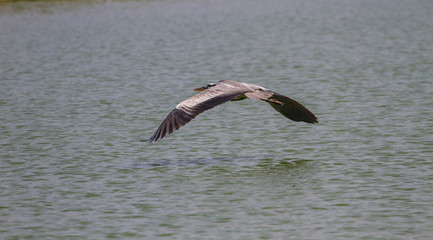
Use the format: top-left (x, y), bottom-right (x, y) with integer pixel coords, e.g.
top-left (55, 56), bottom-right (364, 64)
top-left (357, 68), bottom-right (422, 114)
top-left (147, 80), bottom-right (317, 143)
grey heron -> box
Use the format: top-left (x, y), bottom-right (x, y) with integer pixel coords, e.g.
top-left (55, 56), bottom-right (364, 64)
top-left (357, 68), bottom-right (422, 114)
top-left (147, 80), bottom-right (318, 143)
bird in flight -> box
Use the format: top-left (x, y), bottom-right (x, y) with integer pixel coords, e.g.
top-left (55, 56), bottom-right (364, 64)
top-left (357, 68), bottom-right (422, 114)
top-left (146, 80), bottom-right (318, 143)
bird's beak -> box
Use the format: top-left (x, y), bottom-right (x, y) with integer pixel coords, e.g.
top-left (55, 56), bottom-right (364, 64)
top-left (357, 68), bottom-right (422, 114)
top-left (193, 86), bottom-right (206, 91)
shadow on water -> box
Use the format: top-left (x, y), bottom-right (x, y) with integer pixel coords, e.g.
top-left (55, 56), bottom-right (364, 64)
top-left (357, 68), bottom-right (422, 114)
top-left (127, 155), bottom-right (315, 172)
top-left (125, 156), bottom-right (318, 189)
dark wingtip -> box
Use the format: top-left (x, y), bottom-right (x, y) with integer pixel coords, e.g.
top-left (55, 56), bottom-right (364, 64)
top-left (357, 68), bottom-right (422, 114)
top-left (305, 114), bottom-right (318, 124)
top-left (267, 93), bottom-right (319, 124)
top-left (308, 116), bottom-right (318, 124)
top-left (140, 139), bottom-right (153, 143)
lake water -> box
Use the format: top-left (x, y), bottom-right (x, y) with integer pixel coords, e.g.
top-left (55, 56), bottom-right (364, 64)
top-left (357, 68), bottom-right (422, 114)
top-left (1, 0), bottom-right (432, 239)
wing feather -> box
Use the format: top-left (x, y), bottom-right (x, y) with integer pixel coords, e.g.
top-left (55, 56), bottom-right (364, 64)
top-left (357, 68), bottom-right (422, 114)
top-left (147, 83), bottom-right (245, 143)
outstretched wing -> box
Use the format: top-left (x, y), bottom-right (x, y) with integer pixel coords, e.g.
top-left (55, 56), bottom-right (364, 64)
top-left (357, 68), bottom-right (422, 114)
top-left (265, 92), bottom-right (318, 124)
top-left (147, 83), bottom-right (246, 143)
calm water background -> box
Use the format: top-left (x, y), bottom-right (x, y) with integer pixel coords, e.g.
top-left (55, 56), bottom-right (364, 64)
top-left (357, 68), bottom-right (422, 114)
top-left (1, 0), bottom-right (432, 239)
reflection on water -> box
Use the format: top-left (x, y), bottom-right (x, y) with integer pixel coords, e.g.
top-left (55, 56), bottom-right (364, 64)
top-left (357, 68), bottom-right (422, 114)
top-left (129, 156), bottom-right (313, 171)
top-left (1, 0), bottom-right (433, 239)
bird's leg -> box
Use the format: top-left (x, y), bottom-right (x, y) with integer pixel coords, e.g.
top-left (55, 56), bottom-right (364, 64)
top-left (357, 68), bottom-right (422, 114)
top-left (266, 99), bottom-right (283, 105)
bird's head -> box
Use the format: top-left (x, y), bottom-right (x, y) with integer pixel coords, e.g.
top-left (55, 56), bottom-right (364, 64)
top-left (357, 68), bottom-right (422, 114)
top-left (193, 83), bottom-right (216, 91)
